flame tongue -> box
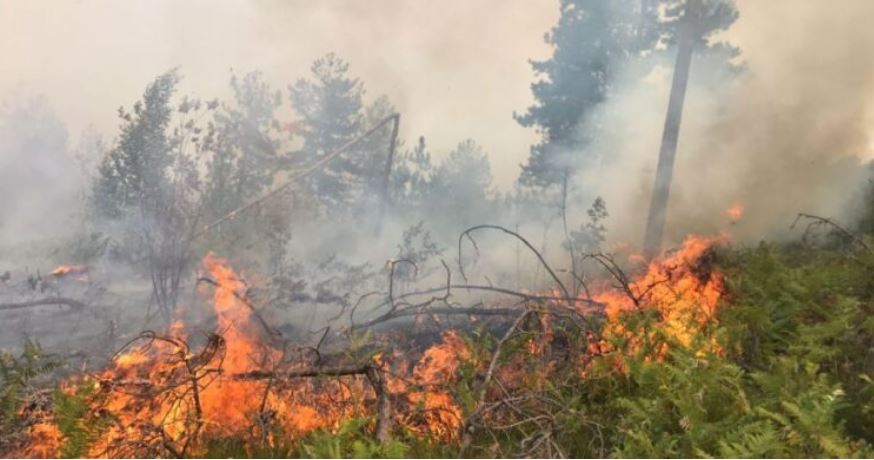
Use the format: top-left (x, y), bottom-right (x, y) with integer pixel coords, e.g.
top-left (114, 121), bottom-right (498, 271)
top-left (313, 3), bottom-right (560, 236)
top-left (407, 330), bottom-right (469, 438)
top-left (593, 235), bottom-right (727, 361)
top-left (50, 264), bottom-right (87, 277)
top-left (202, 253), bottom-right (267, 374)
top-left (198, 254), bottom-right (279, 438)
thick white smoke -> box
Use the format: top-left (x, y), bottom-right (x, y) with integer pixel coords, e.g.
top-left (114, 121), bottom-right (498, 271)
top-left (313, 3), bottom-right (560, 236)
top-left (575, 0), bottom-right (874, 248)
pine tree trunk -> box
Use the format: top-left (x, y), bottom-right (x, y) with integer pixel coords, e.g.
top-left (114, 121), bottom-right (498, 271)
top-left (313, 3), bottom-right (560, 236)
top-left (643, 32), bottom-right (695, 256)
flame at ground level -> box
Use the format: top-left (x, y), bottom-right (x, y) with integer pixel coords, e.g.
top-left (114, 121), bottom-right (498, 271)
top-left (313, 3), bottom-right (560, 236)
top-left (590, 234), bottom-right (727, 365)
top-left (16, 254), bottom-right (470, 458)
top-left (15, 235), bottom-right (729, 457)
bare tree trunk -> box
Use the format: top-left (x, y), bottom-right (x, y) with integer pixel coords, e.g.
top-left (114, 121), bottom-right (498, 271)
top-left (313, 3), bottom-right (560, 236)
top-left (643, 30), bottom-right (695, 256)
top-left (560, 169), bottom-right (579, 296)
top-left (375, 113), bottom-right (400, 236)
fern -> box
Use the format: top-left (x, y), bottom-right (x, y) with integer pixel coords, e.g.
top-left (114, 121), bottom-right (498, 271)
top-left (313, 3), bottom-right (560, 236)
top-left (297, 418), bottom-right (408, 459)
top-left (54, 383), bottom-right (113, 458)
top-left (0, 339), bottom-right (63, 433)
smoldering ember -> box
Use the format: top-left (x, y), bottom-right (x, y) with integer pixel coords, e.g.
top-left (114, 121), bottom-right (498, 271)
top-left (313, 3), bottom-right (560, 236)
top-left (2, 1), bottom-right (874, 459)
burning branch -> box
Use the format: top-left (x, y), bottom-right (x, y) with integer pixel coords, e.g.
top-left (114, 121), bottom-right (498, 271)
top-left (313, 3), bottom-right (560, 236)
top-left (219, 362), bottom-right (394, 442)
top-left (460, 307), bottom-right (533, 453)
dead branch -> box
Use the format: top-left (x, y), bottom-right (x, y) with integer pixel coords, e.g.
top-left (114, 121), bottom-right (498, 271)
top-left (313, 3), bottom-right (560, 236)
top-left (585, 253), bottom-right (643, 309)
top-left (791, 212), bottom-right (871, 253)
top-left (460, 307), bottom-right (533, 453)
top-left (356, 305), bottom-right (521, 329)
top-left (195, 113), bottom-right (401, 238)
top-left (231, 364), bottom-right (373, 380)
top-left (0, 297), bottom-right (87, 312)
top-left (232, 362), bottom-right (393, 442)
top-left (375, 113), bottom-right (401, 236)
top-left (352, 282), bottom-right (604, 330)
top-left (386, 284), bottom-right (602, 308)
top-left (352, 252), bottom-right (600, 330)
top-left (458, 225), bottom-right (572, 303)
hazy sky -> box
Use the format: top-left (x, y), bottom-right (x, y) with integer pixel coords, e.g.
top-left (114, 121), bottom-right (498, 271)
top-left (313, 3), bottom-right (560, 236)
top-left (2, 1), bottom-right (872, 190)
top-left (1, 0), bottom-right (560, 188)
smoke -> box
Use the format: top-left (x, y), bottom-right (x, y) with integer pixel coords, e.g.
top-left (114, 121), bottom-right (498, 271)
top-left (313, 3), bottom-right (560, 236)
top-left (0, 0), bottom-right (557, 191)
top-left (0, 96), bottom-right (81, 248)
top-left (3, 0), bottom-right (874, 349)
top-left (5, 0), bottom-right (872, 252)
top-left (581, 0), bottom-right (874, 247)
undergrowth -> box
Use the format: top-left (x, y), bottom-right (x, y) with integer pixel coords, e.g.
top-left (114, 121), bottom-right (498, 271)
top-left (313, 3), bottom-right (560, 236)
top-left (6, 239), bottom-right (874, 458)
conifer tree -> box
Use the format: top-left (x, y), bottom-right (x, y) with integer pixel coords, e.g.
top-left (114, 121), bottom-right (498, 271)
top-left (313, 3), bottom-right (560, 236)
top-left (515, 0), bottom-right (660, 188)
top-left (288, 53), bottom-right (365, 208)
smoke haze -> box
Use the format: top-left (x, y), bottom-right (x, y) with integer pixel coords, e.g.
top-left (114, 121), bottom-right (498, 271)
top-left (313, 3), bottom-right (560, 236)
top-left (580, 0), bottom-right (874, 245)
top-left (0, 0), bottom-right (558, 189)
top-left (1, 0), bottom-right (873, 248)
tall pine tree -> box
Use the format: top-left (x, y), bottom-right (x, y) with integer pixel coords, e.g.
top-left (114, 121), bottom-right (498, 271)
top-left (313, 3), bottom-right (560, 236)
top-left (644, 0), bottom-right (739, 253)
top-left (515, 0), bottom-right (660, 189)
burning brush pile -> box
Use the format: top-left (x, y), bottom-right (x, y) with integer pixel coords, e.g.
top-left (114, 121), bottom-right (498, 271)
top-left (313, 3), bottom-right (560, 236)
top-left (5, 235), bottom-right (732, 458)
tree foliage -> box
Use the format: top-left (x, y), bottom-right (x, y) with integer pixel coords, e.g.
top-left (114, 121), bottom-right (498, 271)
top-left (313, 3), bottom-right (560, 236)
top-left (516, 0), bottom-right (738, 188)
top-left (93, 70), bottom-right (180, 218)
top-left (288, 53), bottom-right (366, 208)
top-left (203, 71), bottom-right (283, 222)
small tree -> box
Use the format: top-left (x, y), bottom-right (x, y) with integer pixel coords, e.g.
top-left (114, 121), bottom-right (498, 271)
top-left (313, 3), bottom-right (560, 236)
top-left (288, 53), bottom-right (365, 209)
top-left (390, 135), bottom-right (433, 213)
top-left (91, 70), bottom-right (209, 322)
top-left (427, 139), bottom-right (495, 232)
top-left (202, 71), bottom-right (285, 260)
top-left (203, 71), bottom-right (282, 217)
top-left (93, 70), bottom-right (179, 218)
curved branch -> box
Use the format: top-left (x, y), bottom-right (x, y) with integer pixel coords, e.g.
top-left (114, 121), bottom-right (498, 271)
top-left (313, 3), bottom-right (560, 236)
top-left (458, 225), bottom-right (571, 303)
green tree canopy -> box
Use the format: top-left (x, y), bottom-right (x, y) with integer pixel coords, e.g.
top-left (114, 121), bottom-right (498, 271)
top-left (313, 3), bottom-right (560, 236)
top-left (288, 53), bottom-right (365, 208)
top-left (93, 70), bottom-right (179, 218)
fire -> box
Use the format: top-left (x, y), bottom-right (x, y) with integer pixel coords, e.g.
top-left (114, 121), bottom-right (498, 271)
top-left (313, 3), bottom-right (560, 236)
top-left (21, 422), bottom-right (61, 458)
top-left (726, 202), bottom-right (744, 223)
top-left (16, 254), bottom-right (470, 458)
top-left (50, 264), bottom-right (87, 277)
top-left (405, 331), bottom-right (469, 438)
top-left (49, 264), bottom-right (89, 282)
top-left (592, 235), bottom-right (727, 362)
top-left (12, 235), bottom-right (731, 457)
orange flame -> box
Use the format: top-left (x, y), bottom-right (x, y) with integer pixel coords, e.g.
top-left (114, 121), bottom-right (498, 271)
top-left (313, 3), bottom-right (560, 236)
top-left (17, 254), bottom-right (471, 457)
top-left (50, 264), bottom-right (87, 277)
top-left (726, 203), bottom-right (744, 223)
top-left (406, 331), bottom-right (469, 438)
top-left (15, 236), bottom-right (729, 457)
top-left (50, 264), bottom-right (89, 282)
top-left (591, 235), bottom-right (727, 364)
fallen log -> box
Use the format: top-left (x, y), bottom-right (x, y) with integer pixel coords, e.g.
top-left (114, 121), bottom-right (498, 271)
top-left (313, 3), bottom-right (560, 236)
top-left (0, 297), bottom-right (86, 311)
